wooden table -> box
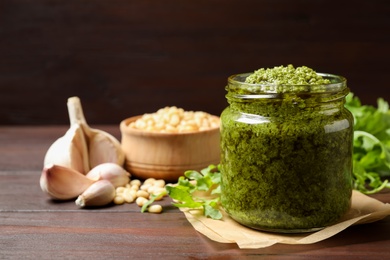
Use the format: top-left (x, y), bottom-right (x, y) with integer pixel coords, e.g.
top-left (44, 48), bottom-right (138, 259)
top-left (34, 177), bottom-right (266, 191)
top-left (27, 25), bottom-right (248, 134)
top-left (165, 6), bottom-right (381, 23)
top-left (1, 126), bottom-right (390, 259)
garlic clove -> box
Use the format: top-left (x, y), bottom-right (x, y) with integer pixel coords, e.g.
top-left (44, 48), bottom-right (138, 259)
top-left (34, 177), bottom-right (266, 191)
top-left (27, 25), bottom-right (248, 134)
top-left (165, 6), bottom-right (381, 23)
top-left (67, 96), bottom-right (125, 169)
top-left (86, 163), bottom-right (131, 188)
top-left (75, 180), bottom-right (115, 207)
top-left (40, 164), bottom-right (95, 200)
top-left (43, 124), bottom-right (90, 174)
top-left (86, 130), bottom-right (126, 169)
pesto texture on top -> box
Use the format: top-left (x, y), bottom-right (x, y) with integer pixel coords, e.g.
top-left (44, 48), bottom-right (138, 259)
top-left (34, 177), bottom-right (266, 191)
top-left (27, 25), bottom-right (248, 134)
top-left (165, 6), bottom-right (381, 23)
top-left (220, 66), bottom-right (353, 232)
top-left (242, 65), bottom-right (333, 93)
top-left (245, 64), bottom-right (331, 85)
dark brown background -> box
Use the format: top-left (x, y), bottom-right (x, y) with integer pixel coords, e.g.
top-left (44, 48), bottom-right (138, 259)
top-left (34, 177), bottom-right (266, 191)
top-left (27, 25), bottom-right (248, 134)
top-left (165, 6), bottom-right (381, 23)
top-left (1, 0), bottom-right (389, 125)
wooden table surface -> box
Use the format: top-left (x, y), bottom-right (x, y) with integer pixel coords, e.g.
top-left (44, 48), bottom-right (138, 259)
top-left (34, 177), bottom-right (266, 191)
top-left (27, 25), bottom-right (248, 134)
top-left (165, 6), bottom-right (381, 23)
top-left (1, 125), bottom-right (390, 259)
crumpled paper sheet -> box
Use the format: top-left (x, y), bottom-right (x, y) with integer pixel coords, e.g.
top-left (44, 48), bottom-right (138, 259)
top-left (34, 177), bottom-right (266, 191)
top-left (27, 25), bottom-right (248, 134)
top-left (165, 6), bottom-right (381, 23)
top-left (180, 190), bottom-right (390, 249)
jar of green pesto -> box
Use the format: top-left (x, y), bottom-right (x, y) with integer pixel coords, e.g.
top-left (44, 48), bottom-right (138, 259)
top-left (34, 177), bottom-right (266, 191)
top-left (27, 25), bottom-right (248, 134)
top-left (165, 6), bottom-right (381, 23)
top-left (220, 65), bottom-right (353, 233)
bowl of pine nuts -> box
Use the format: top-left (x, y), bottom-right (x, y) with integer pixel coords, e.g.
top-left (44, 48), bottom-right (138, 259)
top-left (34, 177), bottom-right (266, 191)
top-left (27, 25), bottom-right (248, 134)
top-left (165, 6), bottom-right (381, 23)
top-left (120, 106), bottom-right (221, 182)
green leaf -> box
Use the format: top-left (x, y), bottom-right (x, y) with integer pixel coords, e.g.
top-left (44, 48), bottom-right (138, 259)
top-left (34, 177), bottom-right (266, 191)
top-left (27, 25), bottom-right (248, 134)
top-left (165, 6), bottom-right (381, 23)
top-left (210, 172), bottom-right (221, 184)
top-left (165, 165), bottom-right (223, 219)
top-left (346, 93), bottom-right (390, 194)
top-left (211, 184), bottom-right (221, 195)
top-left (184, 170), bottom-right (203, 181)
top-left (196, 175), bottom-right (213, 191)
top-left (353, 131), bottom-right (380, 151)
top-left (177, 176), bottom-right (196, 193)
top-left (203, 204), bottom-right (222, 220)
top-left (377, 98), bottom-right (389, 113)
top-left (166, 185), bottom-right (203, 208)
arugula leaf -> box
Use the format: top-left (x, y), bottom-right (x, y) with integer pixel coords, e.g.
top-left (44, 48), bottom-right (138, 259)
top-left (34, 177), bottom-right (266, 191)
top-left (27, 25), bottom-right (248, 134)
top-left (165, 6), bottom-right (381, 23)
top-left (203, 203), bottom-right (222, 219)
top-left (166, 185), bottom-right (203, 208)
top-left (184, 170), bottom-right (203, 181)
top-left (346, 93), bottom-right (390, 193)
top-left (166, 164), bottom-right (223, 220)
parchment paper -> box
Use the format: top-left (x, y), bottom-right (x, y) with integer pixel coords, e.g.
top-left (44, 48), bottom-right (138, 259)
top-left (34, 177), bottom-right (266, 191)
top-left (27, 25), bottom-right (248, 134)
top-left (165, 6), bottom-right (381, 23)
top-left (180, 190), bottom-right (390, 249)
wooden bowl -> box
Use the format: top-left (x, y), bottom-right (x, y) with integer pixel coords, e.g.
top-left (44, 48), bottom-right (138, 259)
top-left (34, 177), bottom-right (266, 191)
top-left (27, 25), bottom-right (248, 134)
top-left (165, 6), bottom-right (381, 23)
top-left (120, 116), bottom-right (221, 182)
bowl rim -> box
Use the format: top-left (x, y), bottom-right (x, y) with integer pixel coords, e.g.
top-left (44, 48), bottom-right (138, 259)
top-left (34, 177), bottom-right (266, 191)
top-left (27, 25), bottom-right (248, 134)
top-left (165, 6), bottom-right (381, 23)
top-left (120, 115), bottom-right (220, 137)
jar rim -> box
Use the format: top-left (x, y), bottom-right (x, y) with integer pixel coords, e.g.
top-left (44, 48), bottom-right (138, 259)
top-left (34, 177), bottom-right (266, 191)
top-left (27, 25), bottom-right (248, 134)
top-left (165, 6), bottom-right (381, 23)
top-left (227, 72), bottom-right (347, 94)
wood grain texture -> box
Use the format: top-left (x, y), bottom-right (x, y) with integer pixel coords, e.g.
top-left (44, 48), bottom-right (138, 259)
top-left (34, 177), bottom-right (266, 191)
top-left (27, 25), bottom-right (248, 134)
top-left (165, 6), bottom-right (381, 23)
top-left (1, 126), bottom-right (390, 258)
top-left (0, 0), bottom-right (389, 125)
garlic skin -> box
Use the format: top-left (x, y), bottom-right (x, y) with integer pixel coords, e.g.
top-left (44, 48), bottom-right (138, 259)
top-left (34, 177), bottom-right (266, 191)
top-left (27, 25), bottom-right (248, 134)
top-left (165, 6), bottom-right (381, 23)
top-left (40, 164), bottom-right (95, 200)
top-left (43, 124), bottom-right (90, 174)
top-left (75, 180), bottom-right (115, 207)
top-left (87, 130), bottom-right (125, 169)
top-left (67, 96), bottom-right (125, 169)
top-left (86, 163), bottom-right (131, 188)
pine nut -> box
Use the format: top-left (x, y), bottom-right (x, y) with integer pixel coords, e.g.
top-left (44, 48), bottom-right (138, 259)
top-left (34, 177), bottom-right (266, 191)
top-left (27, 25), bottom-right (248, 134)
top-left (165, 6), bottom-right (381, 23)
top-left (123, 190), bottom-right (135, 203)
top-left (115, 187), bottom-right (125, 194)
top-left (148, 204), bottom-right (163, 213)
top-left (130, 179), bottom-right (141, 186)
top-left (136, 197), bottom-right (148, 207)
top-left (154, 179), bottom-right (165, 188)
top-left (113, 196), bottom-right (125, 205)
top-left (130, 185), bottom-right (139, 191)
top-left (144, 178), bottom-right (156, 185)
top-left (136, 190), bottom-right (150, 199)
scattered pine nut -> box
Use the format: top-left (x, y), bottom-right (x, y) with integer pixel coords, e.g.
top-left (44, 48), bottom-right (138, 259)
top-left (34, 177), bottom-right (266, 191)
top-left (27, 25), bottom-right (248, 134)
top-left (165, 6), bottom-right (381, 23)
top-left (130, 179), bottom-right (141, 186)
top-left (113, 196), bottom-right (125, 205)
top-left (113, 177), bottom-right (168, 214)
top-left (136, 190), bottom-right (149, 199)
top-left (136, 197), bottom-right (148, 207)
top-left (148, 204), bottom-right (163, 214)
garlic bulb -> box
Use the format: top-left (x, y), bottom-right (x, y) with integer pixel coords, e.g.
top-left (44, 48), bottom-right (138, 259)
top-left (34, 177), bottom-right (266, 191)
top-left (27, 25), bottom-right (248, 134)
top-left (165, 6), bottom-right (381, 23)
top-left (67, 97), bottom-right (125, 169)
top-left (43, 96), bottom-right (125, 175)
top-left (75, 180), bottom-right (115, 207)
top-left (86, 163), bottom-right (131, 188)
top-left (40, 164), bottom-right (95, 200)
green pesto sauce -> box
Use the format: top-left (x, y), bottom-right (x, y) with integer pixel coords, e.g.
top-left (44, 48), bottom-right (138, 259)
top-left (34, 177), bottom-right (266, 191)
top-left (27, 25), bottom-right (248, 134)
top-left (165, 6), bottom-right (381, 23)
top-left (220, 66), bottom-right (353, 232)
top-left (245, 64), bottom-right (331, 85)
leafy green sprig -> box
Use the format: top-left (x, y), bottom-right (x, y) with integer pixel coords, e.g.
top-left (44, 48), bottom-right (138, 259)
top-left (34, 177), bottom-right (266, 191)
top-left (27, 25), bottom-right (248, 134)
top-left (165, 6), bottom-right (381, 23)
top-left (167, 164), bottom-right (222, 220)
top-left (141, 164), bottom-right (223, 220)
top-left (345, 93), bottom-right (390, 194)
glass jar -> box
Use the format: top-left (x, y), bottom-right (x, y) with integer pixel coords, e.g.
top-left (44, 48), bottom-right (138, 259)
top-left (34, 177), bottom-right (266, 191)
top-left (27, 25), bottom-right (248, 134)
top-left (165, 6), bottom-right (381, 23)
top-left (220, 72), bottom-right (353, 233)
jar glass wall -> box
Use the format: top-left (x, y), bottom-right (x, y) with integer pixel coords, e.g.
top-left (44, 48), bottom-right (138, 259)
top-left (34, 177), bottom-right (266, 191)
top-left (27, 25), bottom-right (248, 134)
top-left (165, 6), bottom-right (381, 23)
top-left (220, 73), bottom-right (354, 233)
